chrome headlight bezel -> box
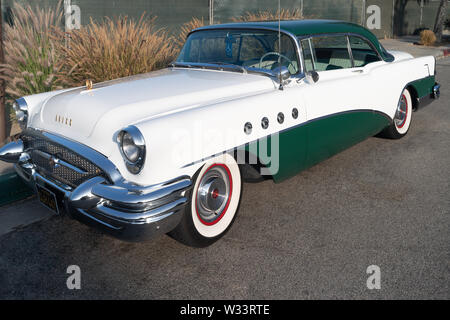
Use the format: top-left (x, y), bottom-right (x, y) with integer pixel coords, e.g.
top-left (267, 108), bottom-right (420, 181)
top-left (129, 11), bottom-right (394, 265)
top-left (118, 126), bottom-right (146, 174)
top-left (13, 98), bottom-right (28, 129)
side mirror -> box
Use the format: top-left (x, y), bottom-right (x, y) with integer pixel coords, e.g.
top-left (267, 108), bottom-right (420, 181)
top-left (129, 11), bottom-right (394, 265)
top-left (306, 70), bottom-right (319, 83)
top-left (273, 66), bottom-right (291, 83)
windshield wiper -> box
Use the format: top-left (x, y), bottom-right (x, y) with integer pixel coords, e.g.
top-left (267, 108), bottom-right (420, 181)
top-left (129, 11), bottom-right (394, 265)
top-left (169, 62), bottom-right (193, 68)
top-left (170, 62), bottom-right (247, 74)
top-left (207, 62), bottom-right (247, 74)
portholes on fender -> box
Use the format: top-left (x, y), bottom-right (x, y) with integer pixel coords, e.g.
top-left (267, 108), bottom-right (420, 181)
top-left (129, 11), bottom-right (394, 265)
top-left (277, 112), bottom-right (284, 124)
top-left (244, 122), bottom-right (252, 135)
top-left (292, 108), bottom-right (299, 119)
top-left (261, 117), bottom-right (269, 129)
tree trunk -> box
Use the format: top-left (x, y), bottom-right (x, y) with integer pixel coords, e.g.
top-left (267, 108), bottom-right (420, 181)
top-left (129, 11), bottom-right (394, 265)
top-left (393, 0), bottom-right (409, 37)
top-left (434, 0), bottom-right (448, 43)
top-left (0, 0), bottom-right (7, 144)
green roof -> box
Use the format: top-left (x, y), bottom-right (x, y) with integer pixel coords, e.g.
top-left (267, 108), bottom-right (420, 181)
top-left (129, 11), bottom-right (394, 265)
top-left (194, 20), bottom-right (389, 60)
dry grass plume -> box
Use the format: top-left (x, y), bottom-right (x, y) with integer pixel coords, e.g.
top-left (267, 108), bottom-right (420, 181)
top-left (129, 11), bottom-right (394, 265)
top-left (54, 14), bottom-right (178, 87)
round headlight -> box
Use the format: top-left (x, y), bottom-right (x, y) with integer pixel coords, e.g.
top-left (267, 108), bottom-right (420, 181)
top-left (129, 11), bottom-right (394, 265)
top-left (118, 126), bottom-right (146, 174)
top-left (121, 132), bottom-right (140, 163)
top-left (13, 98), bottom-right (28, 129)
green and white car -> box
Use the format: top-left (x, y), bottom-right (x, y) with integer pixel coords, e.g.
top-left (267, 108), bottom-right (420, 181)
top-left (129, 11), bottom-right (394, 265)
top-left (0, 20), bottom-right (440, 247)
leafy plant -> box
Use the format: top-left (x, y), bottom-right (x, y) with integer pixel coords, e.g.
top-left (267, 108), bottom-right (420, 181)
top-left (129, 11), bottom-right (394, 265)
top-left (54, 15), bottom-right (177, 87)
top-left (0, 2), bottom-right (63, 105)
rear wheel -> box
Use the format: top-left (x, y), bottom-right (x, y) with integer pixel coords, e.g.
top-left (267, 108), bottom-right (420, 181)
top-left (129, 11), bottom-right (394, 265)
top-left (380, 88), bottom-right (413, 139)
top-left (169, 153), bottom-right (242, 247)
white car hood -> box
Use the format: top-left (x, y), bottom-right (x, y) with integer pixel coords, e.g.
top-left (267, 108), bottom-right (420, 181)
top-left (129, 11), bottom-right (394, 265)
top-left (30, 68), bottom-right (276, 155)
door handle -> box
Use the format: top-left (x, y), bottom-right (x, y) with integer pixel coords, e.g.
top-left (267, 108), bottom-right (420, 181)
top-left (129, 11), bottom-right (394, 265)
top-left (352, 69), bottom-right (364, 73)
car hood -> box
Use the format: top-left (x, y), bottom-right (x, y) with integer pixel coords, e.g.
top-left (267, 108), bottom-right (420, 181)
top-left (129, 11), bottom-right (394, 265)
top-left (30, 68), bottom-right (276, 155)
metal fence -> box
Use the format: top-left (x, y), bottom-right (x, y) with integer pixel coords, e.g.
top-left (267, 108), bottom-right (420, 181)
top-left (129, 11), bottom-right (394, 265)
top-left (1, 0), bottom-right (449, 38)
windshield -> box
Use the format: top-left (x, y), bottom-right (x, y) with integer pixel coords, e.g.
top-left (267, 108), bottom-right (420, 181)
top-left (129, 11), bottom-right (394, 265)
top-left (176, 29), bottom-right (300, 75)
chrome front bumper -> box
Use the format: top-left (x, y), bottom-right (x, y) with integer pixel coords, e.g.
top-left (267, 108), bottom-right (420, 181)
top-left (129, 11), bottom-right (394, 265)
top-left (1, 133), bottom-right (192, 241)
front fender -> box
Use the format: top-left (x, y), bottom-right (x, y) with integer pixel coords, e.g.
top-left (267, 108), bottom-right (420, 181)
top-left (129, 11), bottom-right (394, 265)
top-left (110, 86), bottom-right (306, 185)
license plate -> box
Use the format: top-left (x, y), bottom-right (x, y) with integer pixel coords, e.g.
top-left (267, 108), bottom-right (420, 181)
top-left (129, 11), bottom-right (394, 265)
top-left (37, 185), bottom-right (60, 215)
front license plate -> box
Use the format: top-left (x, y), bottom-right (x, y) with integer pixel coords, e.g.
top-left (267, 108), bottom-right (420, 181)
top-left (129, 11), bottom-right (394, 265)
top-left (37, 185), bottom-right (60, 215)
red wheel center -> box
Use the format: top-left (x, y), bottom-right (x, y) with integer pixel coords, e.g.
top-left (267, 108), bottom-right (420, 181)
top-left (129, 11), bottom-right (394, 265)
top-left (397, 94), bottom-right (408, 129)
top-left (211, 189), bottom-right (219, 199)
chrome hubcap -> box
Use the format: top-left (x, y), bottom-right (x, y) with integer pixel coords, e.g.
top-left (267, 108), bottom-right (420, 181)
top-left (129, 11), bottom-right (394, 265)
top-left (395, 94), bottom-right (408, 128)
top-left (196, 165), bottom-right (231, 224)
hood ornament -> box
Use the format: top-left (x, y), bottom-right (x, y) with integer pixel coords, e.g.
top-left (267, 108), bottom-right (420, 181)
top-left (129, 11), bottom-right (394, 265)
top-left (86, 79), bottom-right (93, 90)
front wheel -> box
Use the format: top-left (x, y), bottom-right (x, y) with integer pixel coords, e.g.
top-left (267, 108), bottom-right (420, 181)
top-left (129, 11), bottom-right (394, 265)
top-left (169, 153), bottom-right (242, 247)
top-left (380, 88), bottom-right (413, 139)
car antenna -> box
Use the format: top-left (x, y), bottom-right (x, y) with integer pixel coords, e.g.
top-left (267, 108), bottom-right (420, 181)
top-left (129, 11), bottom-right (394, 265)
top-left (278, 0), bottom-right (283, 91)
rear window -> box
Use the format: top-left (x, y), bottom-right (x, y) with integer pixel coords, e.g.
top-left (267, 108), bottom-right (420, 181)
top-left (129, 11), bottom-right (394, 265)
top-left (311, 36), bottom-right (352, 71)
top-left (349, 36), bottom-right (381, 67)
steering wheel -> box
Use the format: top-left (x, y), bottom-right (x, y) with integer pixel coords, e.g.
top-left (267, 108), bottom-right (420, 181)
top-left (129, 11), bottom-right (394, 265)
top-left (259, 52), bottom-right (293, 70)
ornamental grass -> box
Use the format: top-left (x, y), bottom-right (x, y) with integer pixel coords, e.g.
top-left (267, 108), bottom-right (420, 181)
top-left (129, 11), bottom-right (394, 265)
top-left (54, 14), bottom-right (177, 87)
top-left (0, 2), bottom-right (64, 105)
top-left (231, 9), bottom-right (304, 22)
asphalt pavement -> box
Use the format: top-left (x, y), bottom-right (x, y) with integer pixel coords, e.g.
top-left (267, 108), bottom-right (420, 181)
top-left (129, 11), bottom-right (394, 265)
top-left (0, 59), bottom-right (448, 300)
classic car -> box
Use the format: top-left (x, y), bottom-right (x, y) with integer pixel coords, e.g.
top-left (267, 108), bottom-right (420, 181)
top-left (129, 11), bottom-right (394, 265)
top-left (0, 20), bottom-right (440, 247)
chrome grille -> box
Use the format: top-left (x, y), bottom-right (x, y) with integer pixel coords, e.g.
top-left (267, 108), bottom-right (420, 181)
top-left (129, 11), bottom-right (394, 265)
top-left (21, 133), bottom-right (104, 188)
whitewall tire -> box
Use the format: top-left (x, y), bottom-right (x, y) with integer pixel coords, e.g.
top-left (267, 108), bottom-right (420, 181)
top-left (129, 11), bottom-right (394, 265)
top-left (169, 153), bottom-right (242, 247)
top-left (381, 88), bottom-right (413, 139)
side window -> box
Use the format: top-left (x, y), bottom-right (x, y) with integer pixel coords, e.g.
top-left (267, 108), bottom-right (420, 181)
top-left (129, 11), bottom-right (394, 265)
top-left (349, 36), bottom-right (381, 67)
top-left (300, 38), bottom-right (314, 72)
top-left (311, 36), bottom-right (352, 71)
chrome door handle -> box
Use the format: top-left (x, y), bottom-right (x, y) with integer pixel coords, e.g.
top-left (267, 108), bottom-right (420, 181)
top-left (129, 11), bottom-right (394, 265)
top-left (352, 69), bottom-right (364, 73)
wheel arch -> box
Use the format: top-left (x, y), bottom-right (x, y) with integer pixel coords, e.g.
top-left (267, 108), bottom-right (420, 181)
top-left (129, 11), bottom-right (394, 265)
top-left (406, 84), bottom-right (419, 111)
top-left (232, 149), bottom-right (272, 183)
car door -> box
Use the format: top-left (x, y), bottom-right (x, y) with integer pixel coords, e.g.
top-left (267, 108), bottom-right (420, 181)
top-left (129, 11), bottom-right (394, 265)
top-left (241, 32), bottom-right (308, 183)
top-left (300, 34), bottom-right (385, 168)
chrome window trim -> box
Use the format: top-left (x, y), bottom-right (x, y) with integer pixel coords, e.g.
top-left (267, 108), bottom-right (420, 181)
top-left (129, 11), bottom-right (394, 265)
top-left (297, 32), bottom-right (385, 68)
top-left (346, 35), bottom-right (355, 68)
top-left (187, 26), bottom-right (306, 77)
top-left (308, 38), bottom-right (316, 71)
top-left (299, 37), bottom-right (315, 72)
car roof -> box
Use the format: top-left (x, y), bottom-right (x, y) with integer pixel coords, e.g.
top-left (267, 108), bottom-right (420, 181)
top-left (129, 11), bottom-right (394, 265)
top-left (193, 19), bottom-right (389, 60)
